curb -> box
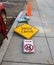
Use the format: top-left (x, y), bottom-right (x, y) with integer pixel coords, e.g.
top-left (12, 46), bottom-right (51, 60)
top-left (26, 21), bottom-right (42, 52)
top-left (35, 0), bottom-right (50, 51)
top-left (0, 11), bottom-right (24, 64)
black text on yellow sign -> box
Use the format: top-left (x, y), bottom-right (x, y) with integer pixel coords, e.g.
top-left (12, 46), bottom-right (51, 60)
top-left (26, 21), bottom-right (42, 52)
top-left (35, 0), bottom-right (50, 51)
top-left (21, 27), bottom-right (33, 33)
top-left (14, 24), bottom-right (39, 39)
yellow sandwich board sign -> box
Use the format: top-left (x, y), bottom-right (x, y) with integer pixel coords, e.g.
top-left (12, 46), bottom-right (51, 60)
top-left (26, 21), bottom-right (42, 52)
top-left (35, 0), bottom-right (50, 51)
top-left (14, 24), bottom-right (39, 39)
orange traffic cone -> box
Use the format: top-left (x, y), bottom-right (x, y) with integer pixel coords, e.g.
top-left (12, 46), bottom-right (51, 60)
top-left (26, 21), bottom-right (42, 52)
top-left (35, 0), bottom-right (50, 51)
top-left (26, 2), bottom-right (32, 16)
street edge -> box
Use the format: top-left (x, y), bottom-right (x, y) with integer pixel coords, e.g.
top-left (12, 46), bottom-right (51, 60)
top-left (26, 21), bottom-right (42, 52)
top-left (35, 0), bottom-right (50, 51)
top-left (0, 11), bottom-right (24, 64)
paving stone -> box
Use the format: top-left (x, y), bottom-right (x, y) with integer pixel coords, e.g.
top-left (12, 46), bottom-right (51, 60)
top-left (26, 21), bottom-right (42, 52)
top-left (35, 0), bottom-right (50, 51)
top-left (3, 36), bottom-right (53, 64)
top-left (39, 10), bottom-right (54, 24)
top-left (47, 38), bottom-right (54, 63)
top-left (43, 23), bottom-right (54, 37)
top-left (28, 22), bottom-right (45, 37)
top-left (37, 0), bottom-right (53, 11)
top-left (45, 0), bottom-right (54, 9)
top-left (29, 16), bottom-right (42, 23)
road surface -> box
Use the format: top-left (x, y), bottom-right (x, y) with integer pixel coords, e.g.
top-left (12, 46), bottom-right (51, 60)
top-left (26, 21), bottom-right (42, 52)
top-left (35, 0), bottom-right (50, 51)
top-left (0, 0), bottom-right (27, 44)
top-left (0, 0), bottom-right (27, 17)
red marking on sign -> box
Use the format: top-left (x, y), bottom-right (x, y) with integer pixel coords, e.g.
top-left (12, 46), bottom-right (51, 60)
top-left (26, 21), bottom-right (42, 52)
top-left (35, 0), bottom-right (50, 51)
top-left (24, 44), bottom-right (34, 52)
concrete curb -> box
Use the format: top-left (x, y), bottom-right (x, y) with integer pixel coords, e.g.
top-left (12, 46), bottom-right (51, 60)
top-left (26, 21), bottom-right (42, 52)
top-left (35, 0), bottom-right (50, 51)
top-left (0, 11), bottom-right (24, 64)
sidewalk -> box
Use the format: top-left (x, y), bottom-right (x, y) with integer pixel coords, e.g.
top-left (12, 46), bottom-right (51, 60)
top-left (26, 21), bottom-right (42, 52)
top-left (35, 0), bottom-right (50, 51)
top-left (1, 0), bottom-right (54, 65)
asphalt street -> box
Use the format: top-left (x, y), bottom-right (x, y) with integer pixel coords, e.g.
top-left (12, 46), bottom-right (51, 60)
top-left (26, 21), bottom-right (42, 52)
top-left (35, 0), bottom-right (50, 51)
top-left (0, 0), bottom-right (27, 44)
top-left (0, 0), bottom-right (54, 65)
top-left (0, 0), bottom-right (27, 17)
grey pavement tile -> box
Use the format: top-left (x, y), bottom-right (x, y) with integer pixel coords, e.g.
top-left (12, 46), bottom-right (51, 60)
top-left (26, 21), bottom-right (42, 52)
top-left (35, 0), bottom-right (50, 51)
top-left (37, 5), bottom-right (51, 11)
top-left (3, 36), bottom-right (53, 64)
top-left (29, 22), bottom-right (43, 26)
top-left (38, 10), bottom-right (54, 37)
top-left (32, 11), bottom-right (40, 17)
top-left (39, 10), bottom-right (54, 17)
top-left (28, 22), bottom-right (45, 37)
top-left (29, 16), bottom-right (42, 23)
top-left (43, 23), bottom-right (54, 37)
top-left (28, 11), bottom-right (42, 23)
top-left (35, 26), bottom-right (45, 37)
top-left (46, 11), bottom-right (54, 17)
top-left (1, 62), bottom-right (43, 65)
top-left (39, 10), bottom-right (54, 24)
top-left (46, 18), bottom-right (54, 24)
top-left (38, 6), bottom-right (51, 11)
top-left (47, 38), bottom-right (54, 63)
top-left (0, 35), bottom-right (13, 63)
top-left (37, 0), bottom-right (54, 11)
top-left (45, 0), bottom-right (54, 9)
